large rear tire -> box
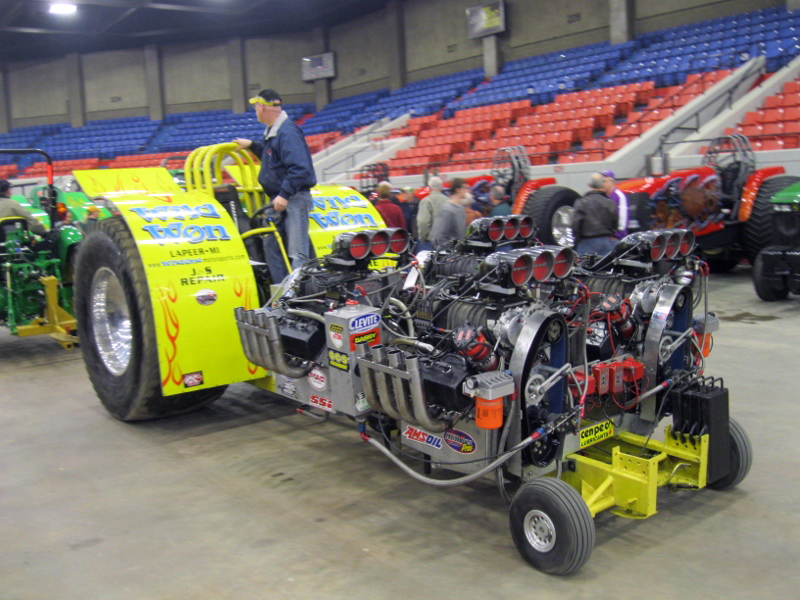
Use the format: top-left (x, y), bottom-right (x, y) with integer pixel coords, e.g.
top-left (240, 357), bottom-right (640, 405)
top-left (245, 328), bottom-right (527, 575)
top-left (523, 186), bottom-right (580, 246)
top-left (743, 175), bottom-right (800, 262)
top-left (509, 478), bottom-right (595, 575)
top-left (752, 251), bottom-right (789, 301)
top-left (74, 217), bottom-right (226, 421)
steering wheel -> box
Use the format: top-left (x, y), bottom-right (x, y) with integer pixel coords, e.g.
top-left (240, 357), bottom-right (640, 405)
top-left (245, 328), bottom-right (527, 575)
top-left (249, 203), bottom-right (283, 229)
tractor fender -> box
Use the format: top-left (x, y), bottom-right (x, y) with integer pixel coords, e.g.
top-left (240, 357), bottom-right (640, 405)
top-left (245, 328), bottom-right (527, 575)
top-left (57, 225), bottom-right (83, 267)
top-left (511, 177), bottom-right (557, 215)
top-left (738, 166), bottom-right (786, 222)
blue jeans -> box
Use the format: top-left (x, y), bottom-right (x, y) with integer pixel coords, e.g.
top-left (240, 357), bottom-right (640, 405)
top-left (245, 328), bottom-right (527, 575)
top-left (575, 236), bottom-right (618, 257)
top-left (263, 190), bottom-right (312, 284)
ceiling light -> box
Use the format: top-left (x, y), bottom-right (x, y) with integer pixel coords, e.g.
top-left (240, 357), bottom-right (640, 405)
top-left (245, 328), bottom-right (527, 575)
top-left (50, 3), bottom-right (77, 15)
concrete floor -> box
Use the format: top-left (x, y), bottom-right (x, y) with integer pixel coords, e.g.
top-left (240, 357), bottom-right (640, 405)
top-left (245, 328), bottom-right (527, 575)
top-left (1, 265), bottom-right (799, 600)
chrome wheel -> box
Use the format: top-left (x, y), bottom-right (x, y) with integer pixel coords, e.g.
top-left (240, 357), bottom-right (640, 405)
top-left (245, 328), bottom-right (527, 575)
top-left (551, 206), bottom-right (574, 247)
top-left (523, 509), bottom-right (556, 552)
top-left (91, 267), bottom-right (132, 376)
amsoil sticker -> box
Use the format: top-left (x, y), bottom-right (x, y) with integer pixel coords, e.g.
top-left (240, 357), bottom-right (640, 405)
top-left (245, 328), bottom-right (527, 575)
top-left (349, 313), bottom-right (381, 334)
top-left (349, 329), bottom-right (380, 351)
top-left (194, 289), bottom-right (217, 306)
top-left (308, 367), bottom-right (327, 391)
top-left (328, 348), bottom-right (349, 371)
top-left (281, 380), bottom-right (296, 397)
top-left (579, 421), bottom-right (614, 449)
top-left (329, 324), bottom-right (344, 349)
top-left (403, 425), bottom-right (443, 450)
top-left (444, 429), bottom-right (477, 454)
top-left (183, 371), bottom-right (204, 388)
top-left (310, 395), bottom-right (333, 412)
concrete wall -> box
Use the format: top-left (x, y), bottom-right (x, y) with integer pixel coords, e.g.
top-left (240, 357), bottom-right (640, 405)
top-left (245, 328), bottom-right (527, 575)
top-left (162, 41), bottom-right (231, 112)
top-left (245, 33), bottom-right (318, 104)
top-left (7, 58), bottom-right (68, 126)
top-left (634, 0), bottom-right (784, 34)
top-left (83, 49), bottom-right (147, 117)
top-left (507, 0), bottom-right (610, 60)
top-left (330, 9), bottom-right (390, 97)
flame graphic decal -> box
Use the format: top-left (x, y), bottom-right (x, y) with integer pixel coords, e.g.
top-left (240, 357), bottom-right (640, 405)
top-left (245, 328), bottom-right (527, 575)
top-left (158, 282), bottom-right (183, 387)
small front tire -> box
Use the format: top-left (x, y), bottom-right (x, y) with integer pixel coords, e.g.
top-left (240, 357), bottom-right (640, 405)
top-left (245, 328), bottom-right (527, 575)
top-left (752, 251), bottom-right (789, 301)
top-left (707, 418), bottom-right (753, 491)
top-left (509, 477), bottom-right (595, 575)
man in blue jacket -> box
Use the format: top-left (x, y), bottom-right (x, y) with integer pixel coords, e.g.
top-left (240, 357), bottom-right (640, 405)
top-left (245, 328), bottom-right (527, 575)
top-left (234, 89), bottom-right (317, 283)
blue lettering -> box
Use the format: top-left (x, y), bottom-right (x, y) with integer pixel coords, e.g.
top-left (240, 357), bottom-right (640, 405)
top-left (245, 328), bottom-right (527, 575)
top-left (140, 222), bottom-right (231, 244)
top-left (197, 203), bottom-right (222, 219)
top-left (203, 224), bottom-right (231, 241)
top-left (312, 196), bottom-right (326, 211)
top-left (183, 224), bottom-right (206, 243)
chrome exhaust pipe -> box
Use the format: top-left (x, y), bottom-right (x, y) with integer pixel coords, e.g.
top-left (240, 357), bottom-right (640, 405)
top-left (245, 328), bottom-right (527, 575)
top-left (387, 348), bottom-right (415, 422)
top-left (370, 345), bottom-right (404, 421)
top-left (405, 355), bottom-right (449, 433)
top-left (263, 314), bottom-right (314, 378)
top-left (254, 311), bottom-right (277, 371)
top-left (355, 342), bottom-right (383, 412)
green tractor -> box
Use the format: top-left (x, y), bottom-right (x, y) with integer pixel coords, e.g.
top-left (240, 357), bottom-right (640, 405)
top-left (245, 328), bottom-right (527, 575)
top-left (752, 181), bottom-right (800, 301)
top-left (0, 149), bottom-right (85, 348)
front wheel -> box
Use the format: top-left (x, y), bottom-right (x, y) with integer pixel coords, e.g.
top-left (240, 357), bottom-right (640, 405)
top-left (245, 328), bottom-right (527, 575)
top-left (707, 418), bottom-right (753, 491)
top-left (509, 478), bottom-right (595, 575)
top-left (752, 251), bottom-right (789, 301)
top-left (74, 217), bottom-right (226, 421)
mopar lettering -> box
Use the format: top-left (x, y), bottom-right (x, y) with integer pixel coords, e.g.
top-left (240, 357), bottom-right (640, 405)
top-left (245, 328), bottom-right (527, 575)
top-left (141, 223), bottom-right (232, 245)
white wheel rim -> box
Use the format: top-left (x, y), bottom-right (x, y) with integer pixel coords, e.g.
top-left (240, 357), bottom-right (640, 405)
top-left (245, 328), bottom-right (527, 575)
top-left (91, 267), bottom-right (132, 376)
top-left (523, 509), bottom-right (556, 552)
top-left (551, 206), bottom-right (574, 247)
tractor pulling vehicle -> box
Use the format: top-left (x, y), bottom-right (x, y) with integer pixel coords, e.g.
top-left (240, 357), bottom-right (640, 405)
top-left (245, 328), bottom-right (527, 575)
top-left (74, 143), bottom-right (751, 575)
top-left (752, 180), bottom-right (800, 300)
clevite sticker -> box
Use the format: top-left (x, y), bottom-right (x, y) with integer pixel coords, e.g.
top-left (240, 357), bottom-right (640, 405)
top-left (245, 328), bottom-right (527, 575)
top-left (329, 324), bottom-right (344, 348)
top-left (308, 367), bottom-right (327, 391)
top-left (579, 421), bottom-right (614, 449)
top-left (349, 313), bottom-right (381, 334)
top-left (403, 425), bottom-right (443, 450)
top-left (328, 348), bottom-right (349, 371)
top-left (310, 395), bottom-right (333, 412)
top-left (444, 429), bottom-right (477, 454)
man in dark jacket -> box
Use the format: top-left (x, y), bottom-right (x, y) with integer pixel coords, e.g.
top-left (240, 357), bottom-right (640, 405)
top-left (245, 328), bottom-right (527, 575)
top-left (572, 173), bottom-right (619, 256)
top-left (234, 89), bottom-right (317, 283)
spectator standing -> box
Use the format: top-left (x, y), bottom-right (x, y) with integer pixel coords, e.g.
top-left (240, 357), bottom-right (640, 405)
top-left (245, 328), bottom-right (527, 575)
top-left (416, 176), bottom-right (447, 251)
top-left (429, 177), bottom-right (468, 248)
top-left (399, 186), bottom-right (419, 237)
top-left (464, 192), bottom-right (482, 225)
top-left (572, 173), bottom-right (619, 256)
top-left (488, 185), bottom-right (512, 217)
top-left (601, 170), bottom-right (628, 239)
top-left (234, 88), bottom-right (317, 283)
top-left (374, 182), bottom-right (407, 229)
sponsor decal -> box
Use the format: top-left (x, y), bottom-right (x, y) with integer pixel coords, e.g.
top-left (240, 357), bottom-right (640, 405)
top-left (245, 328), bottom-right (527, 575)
top-left (349, 313), bottom-right (381, 334)
top-left (349, 329), bottom-right (380, 351)
top-left (579, 420), bottom-right (614, 449)
top-left (183, 371), bottom-right (204, 388)
top-left (194, 289), bottom-right (217, 306)
top-left (329, 324), bottom-right (344, 349)
top-left (310, 395), bottom-right (333, 412)
top-left (129, 204), bottom-right (232, 245)
top-left (355, 392), bottom-right (370, 412)
top-left (444, 429), bottom-right (477, 454)
top-left (308, 367), bottom-right (327, 391)
top-left (328, 348), bottom-right (349, 372)
top-left (281, 380), bottom-right (297, 398)
top-left (403, 425), bottom-right (443, 450)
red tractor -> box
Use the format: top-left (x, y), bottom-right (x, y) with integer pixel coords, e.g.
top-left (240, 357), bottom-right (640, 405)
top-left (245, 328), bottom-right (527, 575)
top-left (516, 135), bottom-right (800, 271)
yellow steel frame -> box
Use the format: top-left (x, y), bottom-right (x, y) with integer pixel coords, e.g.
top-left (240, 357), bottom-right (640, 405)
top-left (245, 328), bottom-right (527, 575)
top-left (184, 142), bottom-right (290, 272)
top-left (16, 276), bottom-right (79, 349)
top-left (561, 426), bottom-right (709, 519)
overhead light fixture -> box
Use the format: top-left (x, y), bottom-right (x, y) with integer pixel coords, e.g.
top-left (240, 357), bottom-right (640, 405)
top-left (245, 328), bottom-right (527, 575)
top-left (50, 3), bottom-right (77, 15)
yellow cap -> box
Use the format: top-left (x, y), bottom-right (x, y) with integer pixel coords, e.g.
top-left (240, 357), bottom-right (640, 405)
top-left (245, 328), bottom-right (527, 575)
top-left (249, 96), bottom-right (280, 106)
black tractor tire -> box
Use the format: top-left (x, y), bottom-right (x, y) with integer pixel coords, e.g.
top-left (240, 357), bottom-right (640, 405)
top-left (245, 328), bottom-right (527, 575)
top-left (752, 251), bottom-right (789, 301)
top-left (509, 477), bottom-right (595, 575)
top-left (700, 249), bottom-right (741, 273)
top-left (743, 175), bottom-right (800, 262)
top-left (74, 217), bottom-right (226, 421)
top-left (707, 418), bottom-right (753, 491)
top-left (523, 186), bottom-right (581, 246)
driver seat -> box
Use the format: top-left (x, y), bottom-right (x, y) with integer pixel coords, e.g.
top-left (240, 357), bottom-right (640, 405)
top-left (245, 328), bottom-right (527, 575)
top-left (213, 184), bottom-right (265, 263)
top-left (0, 217), bottom-right (30, 244)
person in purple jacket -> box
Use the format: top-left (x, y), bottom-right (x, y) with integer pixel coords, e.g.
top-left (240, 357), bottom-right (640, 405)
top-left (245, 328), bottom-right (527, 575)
top-left (602, 170), bottom-right (628, 239)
